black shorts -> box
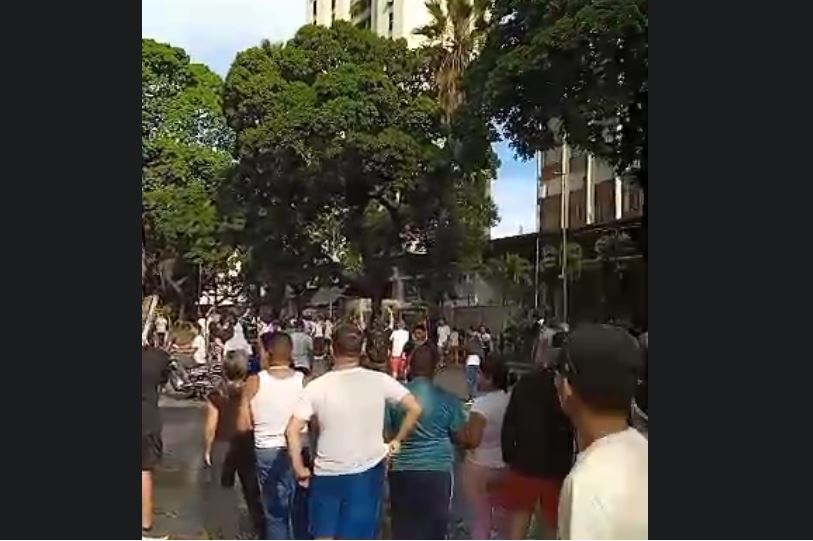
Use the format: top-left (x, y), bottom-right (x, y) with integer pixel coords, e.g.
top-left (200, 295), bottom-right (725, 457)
top-left (142, 432), bottom-right (163, 471)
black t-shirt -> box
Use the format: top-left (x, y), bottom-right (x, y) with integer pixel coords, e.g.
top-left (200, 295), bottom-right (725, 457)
top-left (142, 347), bottom-right (171, 436)
top-left (403, 340), bottom-right (434, 360)
top-left (501, 368), bottom-right (574, 479)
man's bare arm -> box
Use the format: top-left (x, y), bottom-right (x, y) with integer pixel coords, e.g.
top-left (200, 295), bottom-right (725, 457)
top-left (388, 394), bottom-right (422, 453)
top-left (203, 399), bottom-right (219, 465)
top-left (237, 375), bottom-right (259, 433)
top-left (455, 412), bottom-right (486, 449)
top-left (286, 416), bottom-right (311, 486)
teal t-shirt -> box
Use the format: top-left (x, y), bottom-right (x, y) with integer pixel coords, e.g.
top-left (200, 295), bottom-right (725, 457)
top-left (385, 377), bottom-right (466, 472)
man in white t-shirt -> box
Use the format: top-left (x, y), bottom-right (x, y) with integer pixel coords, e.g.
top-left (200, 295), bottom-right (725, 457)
top-left (286, 323), bottom-right (422, 540)
top-left (153, 313), bottom-right (168, 348)
top-left (436, 318), bottom-right (451, 348)
top-left (464, 335), bottom-right (483, 402)
top-left (192, 326), bottom-right (207, 365)
top-left (289, 319), bottom-right (315, 375)
top-left (553, 324), bottom-right (648, 540)
top-left (389, 320), bottom-right (410, 380)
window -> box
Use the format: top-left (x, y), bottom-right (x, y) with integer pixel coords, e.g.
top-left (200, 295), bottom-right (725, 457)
top-left (312, 0), bottom-right (317, 18)
top-left (331, 0), bottom-right (336, 21)
top-left (389, 12), bottom-right (394, 34)
top-left (622, 182), bottom-right (644, 218)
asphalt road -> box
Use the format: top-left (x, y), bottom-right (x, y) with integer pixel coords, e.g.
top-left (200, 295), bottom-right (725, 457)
top-left (151, 366), bottom-right (474, 539)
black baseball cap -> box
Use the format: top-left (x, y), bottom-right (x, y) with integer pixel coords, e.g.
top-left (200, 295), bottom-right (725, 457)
top-left (556, 324), bottom-right (644, 412)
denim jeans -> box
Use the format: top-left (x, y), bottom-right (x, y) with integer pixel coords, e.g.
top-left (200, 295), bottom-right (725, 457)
top-left (255, 447), bottom-right (310, 539)
top-left (389, 470), bottom-right (452, 539)
top-left (465, 365), bottom-right (479, 399)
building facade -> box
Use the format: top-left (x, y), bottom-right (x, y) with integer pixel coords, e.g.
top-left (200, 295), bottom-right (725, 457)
top-left (538, 145), bottom-right (644, 233)
top-left (307, 0), bottom-right (432, 48)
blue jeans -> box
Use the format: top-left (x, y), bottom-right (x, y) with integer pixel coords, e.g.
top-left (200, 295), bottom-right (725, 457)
top-left (255, 447), bottom-right (310, 539)
top-left (466, 365), bottom-right (479, 399)
top-left (389, 470), bottom-right (452, 539)
top-left (309, 461), bottom-right (385, 540)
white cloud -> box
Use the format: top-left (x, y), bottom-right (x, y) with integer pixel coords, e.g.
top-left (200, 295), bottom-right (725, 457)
top-left (142, 0), bottom-right (305, 74)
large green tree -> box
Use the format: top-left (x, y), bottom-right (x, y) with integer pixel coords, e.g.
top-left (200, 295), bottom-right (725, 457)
top-left (469, 0), bottom-right (648, 245)
top-left (142, 39), bottom-right (236, 314)
top-left (223, 23), bottom-right (494, 314)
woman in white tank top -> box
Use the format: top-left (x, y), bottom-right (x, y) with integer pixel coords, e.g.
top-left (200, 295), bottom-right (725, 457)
top-left (238, 332), bottom-right (311, 540)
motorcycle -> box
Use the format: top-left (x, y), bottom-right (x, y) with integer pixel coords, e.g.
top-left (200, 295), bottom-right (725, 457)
top-left (165, 359), bottom-right (224, 400)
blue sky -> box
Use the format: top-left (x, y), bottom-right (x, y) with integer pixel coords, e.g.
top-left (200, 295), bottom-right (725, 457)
top-left (142, 0), bottom-right (537, 238)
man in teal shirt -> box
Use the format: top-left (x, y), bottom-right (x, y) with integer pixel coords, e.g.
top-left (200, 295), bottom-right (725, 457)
top-left (386, 344), bottom-right (466, 539)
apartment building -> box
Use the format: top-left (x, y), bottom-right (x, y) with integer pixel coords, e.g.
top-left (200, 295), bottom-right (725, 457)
top-left (538, 145), bottom-right (644, 233)
top-left (307, 0), bottom-right (432, 48)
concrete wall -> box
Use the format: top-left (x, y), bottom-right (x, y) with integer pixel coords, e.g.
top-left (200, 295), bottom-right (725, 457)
top-left (440, 304), bottom-right (518, 333)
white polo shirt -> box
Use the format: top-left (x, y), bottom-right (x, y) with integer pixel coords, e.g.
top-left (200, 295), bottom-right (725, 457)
top-left (292, 367), bottom-right (409, 476)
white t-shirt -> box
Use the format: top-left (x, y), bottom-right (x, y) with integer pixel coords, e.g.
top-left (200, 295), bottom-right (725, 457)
top-left (292, 367), bottom-right (409, 476)
top-left (437, 324), bottom-right (451, 347)
top-left (467, 390), bottom-right (510, 468)
top-left (154, 316), bottom-right (168, 334)
top-left (260, 322), bottom-right (277, 336)
top-left (449, 330), bottom-right (459, 348)
top-left (314, 323), bottom-right (325, 338)
top-left (192, 335), bottom-right (207, 364)
top-left (290, 331), bottom-right (314, 370)
top-left (465, 354), bottom-right (481, 366)
top-left (390, 329), bottom-right (410, 357)
top-left (304, 320), bottom-right (317, 336)
top-left (558, 428), bottom-right (648, 540)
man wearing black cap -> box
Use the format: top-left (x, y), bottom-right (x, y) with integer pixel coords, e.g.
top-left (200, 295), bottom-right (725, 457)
top-left (553, 324), bottom-right (648, 540)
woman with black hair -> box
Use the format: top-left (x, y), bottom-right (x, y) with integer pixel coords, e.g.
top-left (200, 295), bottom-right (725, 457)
top-left (457, 358), bottom-right (511, 539)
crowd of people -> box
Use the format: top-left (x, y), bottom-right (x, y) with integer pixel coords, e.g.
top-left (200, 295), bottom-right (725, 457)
top-left (142, 307), bottom-right (648, 540)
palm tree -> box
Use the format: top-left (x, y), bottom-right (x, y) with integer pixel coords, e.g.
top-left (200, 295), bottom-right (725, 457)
top-left (485, 252), bottom-right (532, 306)
top-left (595, 231), bottom-right (636, 319)
top-left (414, 0), bottom-right (488, 122)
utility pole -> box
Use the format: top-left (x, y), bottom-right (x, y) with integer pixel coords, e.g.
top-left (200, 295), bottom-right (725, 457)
top-left (534, 150), bottom-right (544, 311)
top-left (560, 143), bottom-right (570, 324)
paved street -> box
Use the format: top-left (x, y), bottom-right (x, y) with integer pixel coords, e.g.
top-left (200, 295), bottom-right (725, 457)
top-left (152, 366), bottom-right (473, 539)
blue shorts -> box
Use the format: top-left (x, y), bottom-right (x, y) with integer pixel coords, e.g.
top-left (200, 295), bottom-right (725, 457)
top-left (309, 461), bottom-right (385, 539)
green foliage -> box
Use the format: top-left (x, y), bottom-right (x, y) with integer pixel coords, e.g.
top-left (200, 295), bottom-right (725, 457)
top-left (541, 242), bottom-right (584, 280)
top-left (484, 252), bottom-right (533, 305)
top-left (595, 230), bottom-right (636, 273)
top-left (469, 0), bottom-right (648, 185)
top-left (414, 0), bottom-right (489, 121)
top-left (223, 23), bottom-right (495, 309)
top-left (142, 39), bottom-right (236, 306)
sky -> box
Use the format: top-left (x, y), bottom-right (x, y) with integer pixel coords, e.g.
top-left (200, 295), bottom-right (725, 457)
top-left (142, 0), bottom-right (537, 238)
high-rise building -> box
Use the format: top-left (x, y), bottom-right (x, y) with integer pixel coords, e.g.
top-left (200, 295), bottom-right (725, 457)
top-left (537, 145), bottom-right (644, 233)
top-left (307, 0), bottom-right (433, 48)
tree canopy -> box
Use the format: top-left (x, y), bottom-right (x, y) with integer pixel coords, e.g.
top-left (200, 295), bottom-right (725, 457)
top-left (223, 23), bottom-right (495, 311)
top-left (469, 0), bottom-right (647, 185)
top-left (142, 39), bottom-right (236, 311)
